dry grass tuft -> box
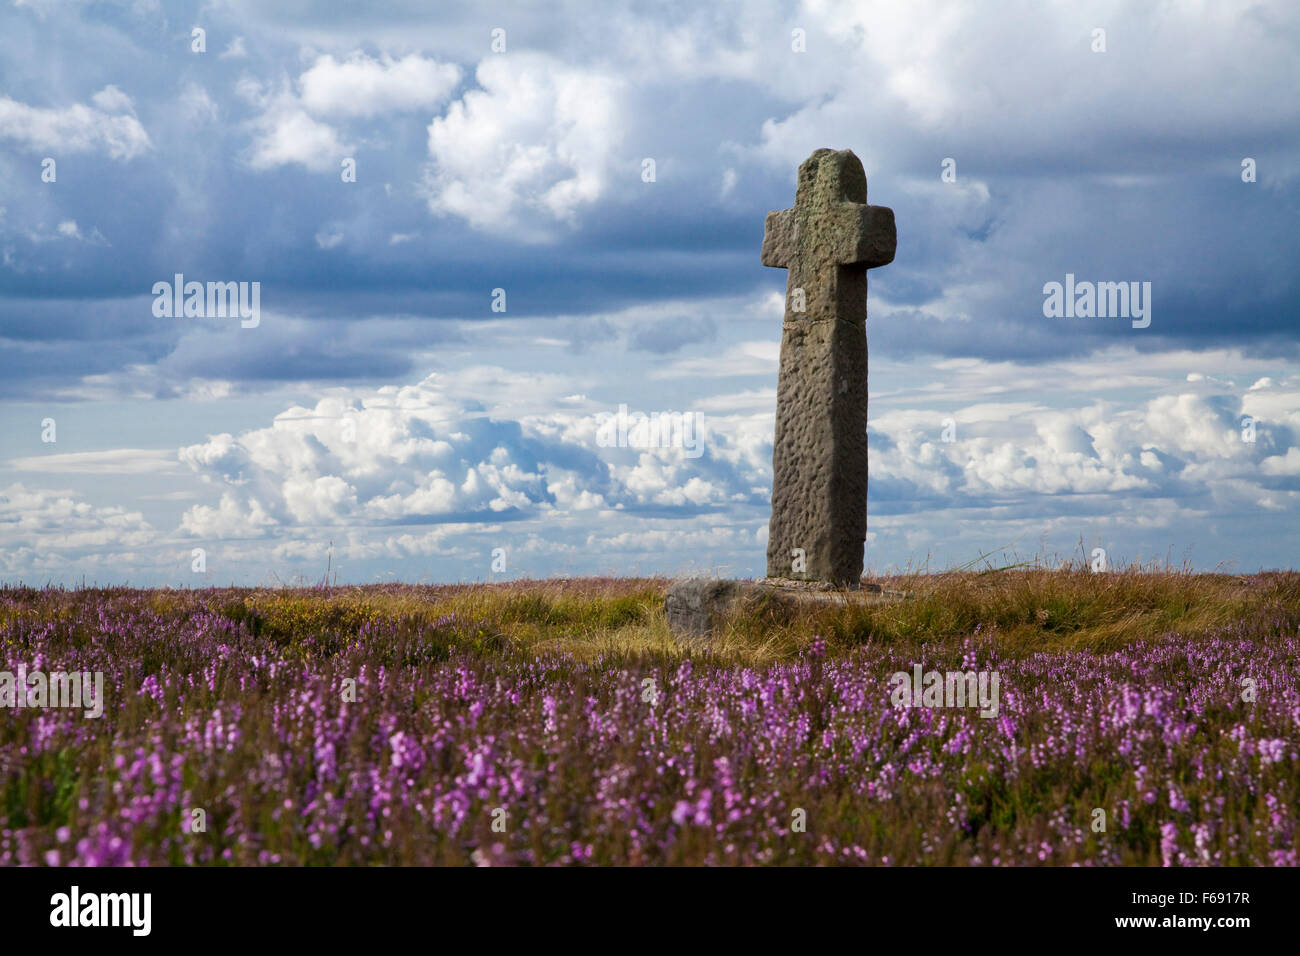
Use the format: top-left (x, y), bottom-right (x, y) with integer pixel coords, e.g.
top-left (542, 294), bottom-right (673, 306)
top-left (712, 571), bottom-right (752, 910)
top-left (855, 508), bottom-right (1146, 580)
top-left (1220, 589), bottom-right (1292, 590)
top-left (9, 564), bottom-right (1293, 667)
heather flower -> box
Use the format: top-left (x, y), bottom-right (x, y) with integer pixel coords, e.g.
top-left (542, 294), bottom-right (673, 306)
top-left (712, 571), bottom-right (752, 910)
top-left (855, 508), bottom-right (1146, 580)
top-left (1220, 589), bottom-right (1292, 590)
top-left (3, 584), bottom-right (1297, 866)
top-left (1160, 823), bottom-right (1180, 867)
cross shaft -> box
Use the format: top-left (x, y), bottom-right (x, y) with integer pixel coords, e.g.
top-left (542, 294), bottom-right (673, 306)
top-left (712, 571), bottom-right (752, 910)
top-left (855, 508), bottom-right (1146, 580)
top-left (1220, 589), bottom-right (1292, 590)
top-left (760, 148), bottom-right (896, 586)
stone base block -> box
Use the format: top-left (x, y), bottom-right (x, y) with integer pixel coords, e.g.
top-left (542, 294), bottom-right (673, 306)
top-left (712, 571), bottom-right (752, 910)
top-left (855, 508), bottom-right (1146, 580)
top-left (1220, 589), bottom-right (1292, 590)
top-left (664, 577), bottom-right (908, 641)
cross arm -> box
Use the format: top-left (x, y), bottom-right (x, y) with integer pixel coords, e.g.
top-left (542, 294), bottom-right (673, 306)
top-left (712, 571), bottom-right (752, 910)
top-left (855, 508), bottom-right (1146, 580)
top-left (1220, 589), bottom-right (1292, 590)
top-left (836, 203), bottom-right (897, 269)
top-left (760, 208), bottom-right (795, 269)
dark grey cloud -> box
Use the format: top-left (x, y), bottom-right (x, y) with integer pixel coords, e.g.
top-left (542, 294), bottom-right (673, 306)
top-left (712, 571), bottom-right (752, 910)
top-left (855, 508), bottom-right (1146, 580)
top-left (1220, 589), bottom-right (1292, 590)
top-left (2, 2), bottom-right (1294, 397)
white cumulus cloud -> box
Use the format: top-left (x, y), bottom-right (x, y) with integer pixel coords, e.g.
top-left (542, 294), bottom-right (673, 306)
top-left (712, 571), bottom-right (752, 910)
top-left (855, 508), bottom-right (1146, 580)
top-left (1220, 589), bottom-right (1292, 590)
top-left (425, 53), bottom-right (624, 237)
top-left (241, 51), bottom-right (461, 172)
top-left (299, 52), bottom-right (461, 118)
top-left (0, 88), bottom-right (150, 159)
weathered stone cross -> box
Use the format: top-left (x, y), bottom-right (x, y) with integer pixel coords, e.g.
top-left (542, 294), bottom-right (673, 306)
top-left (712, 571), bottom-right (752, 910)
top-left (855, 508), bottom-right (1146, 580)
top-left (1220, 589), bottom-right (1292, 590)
top-left (761, 148), bottom-right (896, 587)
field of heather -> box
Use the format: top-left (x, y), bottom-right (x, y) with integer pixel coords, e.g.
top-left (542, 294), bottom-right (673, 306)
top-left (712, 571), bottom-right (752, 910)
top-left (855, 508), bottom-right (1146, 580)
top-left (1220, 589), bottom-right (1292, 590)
top-left (3, 571), bottom-right (1298, 866)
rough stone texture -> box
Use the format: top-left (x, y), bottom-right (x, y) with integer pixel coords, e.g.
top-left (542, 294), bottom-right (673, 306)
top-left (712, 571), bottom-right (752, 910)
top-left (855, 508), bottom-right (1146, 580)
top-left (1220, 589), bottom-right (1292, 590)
top-left (663, 579), bottom-right (744, 640)
top-left (761, 148), bottom-right (896, 586)
top-left (664, 577), bottom-right (909, 641)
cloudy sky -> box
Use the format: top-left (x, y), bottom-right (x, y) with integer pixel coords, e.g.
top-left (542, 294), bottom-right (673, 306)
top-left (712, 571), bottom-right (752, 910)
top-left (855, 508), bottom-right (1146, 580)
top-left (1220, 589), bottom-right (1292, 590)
top-left (1, 0), bottom-right (1297, 586)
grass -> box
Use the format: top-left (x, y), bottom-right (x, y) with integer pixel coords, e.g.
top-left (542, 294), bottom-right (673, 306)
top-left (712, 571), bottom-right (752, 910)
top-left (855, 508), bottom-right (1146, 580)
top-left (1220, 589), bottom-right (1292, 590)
top-left (3, 565), bottom-right (1297, 865)
top-left (9, 564), bottom-right (1297, 666)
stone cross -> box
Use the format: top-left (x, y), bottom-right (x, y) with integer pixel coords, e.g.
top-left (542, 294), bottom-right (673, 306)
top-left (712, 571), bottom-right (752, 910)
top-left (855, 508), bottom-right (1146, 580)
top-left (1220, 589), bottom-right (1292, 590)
top-left (760, 148), bottom-right (896, 587)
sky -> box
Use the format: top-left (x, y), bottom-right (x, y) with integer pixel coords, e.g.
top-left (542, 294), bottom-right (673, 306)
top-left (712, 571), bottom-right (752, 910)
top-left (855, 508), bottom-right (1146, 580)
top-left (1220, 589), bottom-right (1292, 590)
top-left (1, 0), bottom-right (1298, 586)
